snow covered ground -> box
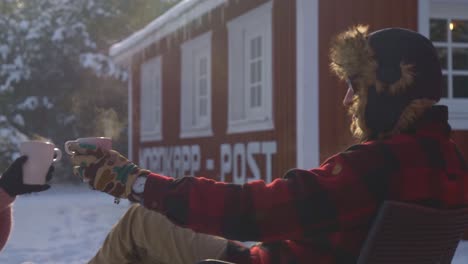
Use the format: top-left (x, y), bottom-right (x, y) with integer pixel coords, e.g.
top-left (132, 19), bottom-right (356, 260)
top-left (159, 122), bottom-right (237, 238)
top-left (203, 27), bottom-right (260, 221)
top-left (0, 185), bottom-right (129, 264)
top-left (1, 184), bottom-right (468, 264)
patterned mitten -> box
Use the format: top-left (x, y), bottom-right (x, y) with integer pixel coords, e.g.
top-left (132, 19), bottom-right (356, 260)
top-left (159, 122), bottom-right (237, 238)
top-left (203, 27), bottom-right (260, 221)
top-left (70, 147), bottom-right (149, 199)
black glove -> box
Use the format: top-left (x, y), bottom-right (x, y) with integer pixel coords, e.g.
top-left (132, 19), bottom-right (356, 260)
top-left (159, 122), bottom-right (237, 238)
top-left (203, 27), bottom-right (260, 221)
top-left (0, 156), bottom-right (54, 197)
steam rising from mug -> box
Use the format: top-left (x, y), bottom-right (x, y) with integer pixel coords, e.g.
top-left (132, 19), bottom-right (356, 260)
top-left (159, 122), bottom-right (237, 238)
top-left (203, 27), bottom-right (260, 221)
top-left (94, 109), bottom-right (124, 140)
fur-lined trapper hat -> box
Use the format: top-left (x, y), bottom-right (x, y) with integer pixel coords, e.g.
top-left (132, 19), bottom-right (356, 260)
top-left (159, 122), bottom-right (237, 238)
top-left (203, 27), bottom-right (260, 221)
top-left (330, 26), bottom-right (442, 141)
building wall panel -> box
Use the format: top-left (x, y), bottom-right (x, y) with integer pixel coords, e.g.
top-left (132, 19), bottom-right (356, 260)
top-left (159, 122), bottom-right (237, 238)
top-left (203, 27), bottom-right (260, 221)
top-left (130, 0), bottom-right (297, 182)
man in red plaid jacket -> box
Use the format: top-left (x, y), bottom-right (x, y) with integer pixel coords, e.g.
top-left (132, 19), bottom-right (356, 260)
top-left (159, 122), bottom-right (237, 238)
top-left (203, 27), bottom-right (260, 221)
top-left (71, 26), bottom-right (468, 264)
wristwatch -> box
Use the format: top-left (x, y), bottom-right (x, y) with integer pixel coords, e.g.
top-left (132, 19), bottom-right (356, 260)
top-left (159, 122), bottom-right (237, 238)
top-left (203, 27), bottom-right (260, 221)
top-left (132, 176), bottom-right (147, 194)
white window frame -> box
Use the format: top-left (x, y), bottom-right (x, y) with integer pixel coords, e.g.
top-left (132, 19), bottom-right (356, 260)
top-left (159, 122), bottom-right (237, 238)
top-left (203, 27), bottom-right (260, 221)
top-left (140, 56), bottom-right (163, 141)
top-left (180, 31), bottom-right (213, 138)
top-left (227, 1), bottom-right (273, 134)
top-left (419, 0), bottom-right (468, 130)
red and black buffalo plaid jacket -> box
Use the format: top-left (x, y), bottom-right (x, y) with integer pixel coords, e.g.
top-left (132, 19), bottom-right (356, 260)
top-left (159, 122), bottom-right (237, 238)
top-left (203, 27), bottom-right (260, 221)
top-left (142, 106), bottom-right (468, 264)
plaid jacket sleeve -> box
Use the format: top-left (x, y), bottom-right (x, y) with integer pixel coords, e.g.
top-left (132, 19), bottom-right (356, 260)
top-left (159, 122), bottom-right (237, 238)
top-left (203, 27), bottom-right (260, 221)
top-left (142, 142), bottom-right (395, 242)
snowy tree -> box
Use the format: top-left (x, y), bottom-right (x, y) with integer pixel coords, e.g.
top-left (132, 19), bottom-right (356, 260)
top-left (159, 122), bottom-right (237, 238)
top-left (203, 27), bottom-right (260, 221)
top-left (0, 0), bottom-right (178, 177)
top-left (1, 0), bottom-right (124, 89)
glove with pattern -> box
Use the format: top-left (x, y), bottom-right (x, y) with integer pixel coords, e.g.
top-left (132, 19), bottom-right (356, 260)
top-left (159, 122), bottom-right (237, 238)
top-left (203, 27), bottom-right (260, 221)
top-left (0, 156), bottom-right (54, 197)
top-left (69, 145), bottom-right (149, 199)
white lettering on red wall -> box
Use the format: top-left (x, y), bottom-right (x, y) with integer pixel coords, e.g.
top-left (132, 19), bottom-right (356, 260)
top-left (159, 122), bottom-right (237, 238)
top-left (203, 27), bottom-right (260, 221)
top-left (139, 141), bottom-right (277, 183)
top-left (140, 145), bottom-right (201, 178)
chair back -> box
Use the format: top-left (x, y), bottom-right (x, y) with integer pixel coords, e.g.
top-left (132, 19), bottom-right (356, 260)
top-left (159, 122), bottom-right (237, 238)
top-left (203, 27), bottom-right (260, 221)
top-left (357, 201), bottom-right (468, 264)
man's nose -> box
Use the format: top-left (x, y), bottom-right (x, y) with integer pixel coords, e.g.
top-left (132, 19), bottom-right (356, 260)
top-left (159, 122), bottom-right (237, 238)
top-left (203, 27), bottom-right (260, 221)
top-left (343, 87), bottom-right (354, 107)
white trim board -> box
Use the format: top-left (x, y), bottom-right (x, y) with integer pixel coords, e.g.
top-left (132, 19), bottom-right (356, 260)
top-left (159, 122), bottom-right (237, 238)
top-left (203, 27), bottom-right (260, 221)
top-left (296, 0), bottom-right (320, 169)
top-left (127, 69), bottom-right (133, 161)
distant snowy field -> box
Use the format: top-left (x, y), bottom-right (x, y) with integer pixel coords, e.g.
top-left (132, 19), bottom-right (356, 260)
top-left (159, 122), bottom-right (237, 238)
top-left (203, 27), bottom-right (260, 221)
top-left (1, 185), bottom-right (468, 264)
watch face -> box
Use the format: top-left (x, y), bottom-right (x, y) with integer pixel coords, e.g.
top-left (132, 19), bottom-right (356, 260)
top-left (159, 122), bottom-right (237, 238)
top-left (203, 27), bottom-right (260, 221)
top-left (132, 177), bottom-right (146, 194)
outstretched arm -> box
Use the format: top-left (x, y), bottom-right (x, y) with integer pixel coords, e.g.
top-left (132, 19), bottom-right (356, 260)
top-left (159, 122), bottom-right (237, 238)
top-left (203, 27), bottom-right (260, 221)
top-left (71, 143), bottom-right (391, 242)
top-left (142, 143), bottom-right (391, 242)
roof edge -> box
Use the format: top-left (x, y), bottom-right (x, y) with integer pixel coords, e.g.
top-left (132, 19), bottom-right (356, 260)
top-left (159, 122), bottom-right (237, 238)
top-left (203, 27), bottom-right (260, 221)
top-left (110, 0), bottom-right (227, 65)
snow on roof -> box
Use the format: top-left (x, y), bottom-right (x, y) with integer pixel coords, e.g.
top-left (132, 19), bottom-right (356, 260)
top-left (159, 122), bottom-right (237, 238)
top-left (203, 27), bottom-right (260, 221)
top-left (109, 0), bottom-right (227, 65)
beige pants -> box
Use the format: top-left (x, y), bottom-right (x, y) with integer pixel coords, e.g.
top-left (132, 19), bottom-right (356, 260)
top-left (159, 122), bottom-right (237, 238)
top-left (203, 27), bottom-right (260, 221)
top-left (88, 204), bottom-right (228, 264)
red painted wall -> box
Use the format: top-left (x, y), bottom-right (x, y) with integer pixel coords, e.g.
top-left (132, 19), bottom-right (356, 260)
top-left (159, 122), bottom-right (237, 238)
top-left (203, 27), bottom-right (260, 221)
top-left (129, 0), bottom-right (297, 182)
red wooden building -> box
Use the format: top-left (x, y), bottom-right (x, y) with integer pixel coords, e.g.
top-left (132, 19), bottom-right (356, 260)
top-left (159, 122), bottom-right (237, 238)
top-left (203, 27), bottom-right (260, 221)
top-left (110, 0), bottom-right (468, 183)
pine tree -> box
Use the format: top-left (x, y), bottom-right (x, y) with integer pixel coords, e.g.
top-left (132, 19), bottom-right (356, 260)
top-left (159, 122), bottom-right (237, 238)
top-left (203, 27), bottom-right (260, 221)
top-left (0, 0), bottom-right (179, 178)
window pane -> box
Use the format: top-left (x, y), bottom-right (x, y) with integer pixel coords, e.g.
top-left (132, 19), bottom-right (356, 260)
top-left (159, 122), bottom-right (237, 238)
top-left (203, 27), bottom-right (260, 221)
top-left (441, 75), bottom-right (448, 98)
top-left (436, 48), bottom-right (448, 70)
top-left (250, 38), bottom-right (257, 59)
top-left (200, 57), bottom-right (207, 75)
top-left (453, 48), bottom-right (468, 70)
top-left (256, 61), bottom-right (262, 82)
top-left (250, 36), bottom-right (262, 59)
top-left (250, 61), bottom-right (257, 83)
top-left (453, 75), bottom-right (468, 98)
top-left (200, 98), bottom-right (207, 116)
top-left (250, 60), bottom-right (262, 84)
top-left (250, 84), bottom-right (262, 108)
top-left (250, 85), bottom-right (256, 107)
top-left (199, 78), bottom-right (207, 96)
top-left (256, 85), bottom-right (262, 106)
top-left (452, 20), bottom-right (468, 43)
top-left (155, 109), bottom-right (160, 124)
top-left (257, 37), bottom-right (262, 57)
top-left (430, 19), bottom-right (447, 42)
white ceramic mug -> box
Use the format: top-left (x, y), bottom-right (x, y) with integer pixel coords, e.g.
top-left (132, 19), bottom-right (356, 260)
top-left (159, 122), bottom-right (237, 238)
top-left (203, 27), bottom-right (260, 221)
top-left (64, 137), bottom-right (112, 155)
top-left (19, 141), bottom-right (62, 185)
